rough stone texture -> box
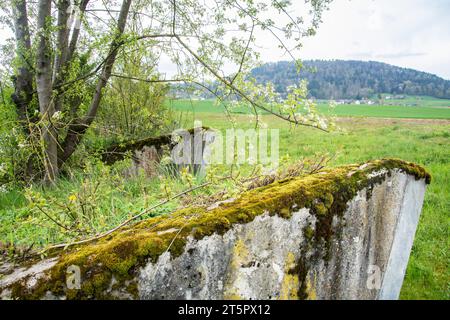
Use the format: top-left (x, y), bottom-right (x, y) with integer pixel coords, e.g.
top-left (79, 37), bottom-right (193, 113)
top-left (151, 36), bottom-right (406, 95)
top-left (0, 258), bottom-right (57, 299)
top-left (312, 171), bottom-right (426, 299)
top-left (138, 208), bottom-right (314, 300)
top-left (126, 145), bottom-right (162, 178)
top-left (136, 171), bottom-right (426, 300)
top-left (0, 160), bottom-right (429, 300)
top-left (100, 127), bottom-right (212, 177)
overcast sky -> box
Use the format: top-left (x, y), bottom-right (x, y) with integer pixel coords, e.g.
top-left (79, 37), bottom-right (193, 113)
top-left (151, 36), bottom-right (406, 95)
top-left (257, 0), bottom-right (450, 79)
top-left (1, 0), bottom-right (449, 79)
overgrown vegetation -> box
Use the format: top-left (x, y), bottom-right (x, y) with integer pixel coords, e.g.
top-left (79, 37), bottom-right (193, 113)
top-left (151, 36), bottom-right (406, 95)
top-left (1, 158), bottom-right (431, 299)
top-left (0, 0), bottom-right (447, 301)
top-left (0, 150), bottom-right (330, 249)
top-left (0, 0), bottom-right (332, 185)
top-left (1, 106), bottom-right (448, 299)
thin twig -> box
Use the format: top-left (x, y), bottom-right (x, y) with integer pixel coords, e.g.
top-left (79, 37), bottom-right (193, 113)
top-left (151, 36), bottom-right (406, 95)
top-left (41, 175), bottom-right (233, 253)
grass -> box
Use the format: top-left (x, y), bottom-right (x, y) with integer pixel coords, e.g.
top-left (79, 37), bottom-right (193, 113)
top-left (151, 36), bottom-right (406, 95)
top-left (0, 163), bottom-right (178, 246)
top-left (377, 95), bottom-right (450, 108)
top-left (168, 98), bottom-right (450, 119)
top-left (1, 96), bottom-right (448, 300)
top-left (317, 103), bottom-right (450, 119)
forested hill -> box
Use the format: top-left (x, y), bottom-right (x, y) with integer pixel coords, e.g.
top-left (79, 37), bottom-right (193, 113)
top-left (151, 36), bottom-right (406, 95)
top-left (250, 60), bottom-right (450, 99)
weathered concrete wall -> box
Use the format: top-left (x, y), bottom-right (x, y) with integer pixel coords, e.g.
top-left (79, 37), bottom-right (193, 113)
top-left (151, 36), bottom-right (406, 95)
top-left (101, 127), bottom-right (213, 177)
top-left (0, 159), bottom-right (430, 300)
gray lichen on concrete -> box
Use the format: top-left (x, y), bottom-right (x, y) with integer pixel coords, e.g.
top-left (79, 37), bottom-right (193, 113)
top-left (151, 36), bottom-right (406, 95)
top-left (134, 170), bottom-right (426, 300)
top-left (311, 170), bottom-right (426, 299)
top-left (138, 208), bottom-right (314, 299)
top-left (0, 258), bottom-right (57, 289)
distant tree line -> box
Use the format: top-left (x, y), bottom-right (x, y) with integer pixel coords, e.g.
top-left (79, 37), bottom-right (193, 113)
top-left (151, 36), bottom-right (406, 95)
top-left (250, 60), bottom-right (450, 99)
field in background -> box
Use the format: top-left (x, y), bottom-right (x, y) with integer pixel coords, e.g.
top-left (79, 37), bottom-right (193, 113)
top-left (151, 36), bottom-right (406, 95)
top-left (168, 98), bottom-right (450, 119)
top-left (173, 99), bottom-right (450, 300)
top-left (377, 95), bottom-right (450, 108)
top-left (316, 104), bottom-right (450, 119)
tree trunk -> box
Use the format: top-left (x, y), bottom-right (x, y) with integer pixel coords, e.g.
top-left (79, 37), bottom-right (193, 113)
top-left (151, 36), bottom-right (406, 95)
top-left (53, 0), bottom-right (71, 113)
top-left (36, 0), bottom-right (58, 184)
top-left (11, 0), bottom-right (34, 127)
top-left (53, 0), bottom-right (70, 83)
top-left (59, 0), bottom-right (132, 165)
top-left (67, 0), bottom-right (90, 63)
top-left (11, 0), bottom-right (37, 180)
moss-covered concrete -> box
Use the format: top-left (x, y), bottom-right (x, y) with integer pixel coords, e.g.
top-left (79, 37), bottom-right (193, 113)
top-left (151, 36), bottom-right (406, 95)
top-left (1, 158), bottom-right (430, 299)
top-left (100, 127), bottom-right (210, 165)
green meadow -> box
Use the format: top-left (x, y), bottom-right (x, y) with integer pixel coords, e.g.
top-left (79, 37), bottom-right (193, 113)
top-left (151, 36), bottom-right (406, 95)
top-left (167, 98), bottom-right (450, 119)
top-left (316, 103), bottom-right (450, 119)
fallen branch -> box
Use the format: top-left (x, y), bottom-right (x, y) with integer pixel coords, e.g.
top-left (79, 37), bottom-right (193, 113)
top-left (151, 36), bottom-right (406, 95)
top-left (41, 175), bottom-right (233, 253)
top-left (40, 155), bottom-right (334, 254)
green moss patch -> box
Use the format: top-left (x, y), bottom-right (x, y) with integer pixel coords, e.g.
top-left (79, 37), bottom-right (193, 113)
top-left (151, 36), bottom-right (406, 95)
top-left (3, 158), bottom-right (430, 299)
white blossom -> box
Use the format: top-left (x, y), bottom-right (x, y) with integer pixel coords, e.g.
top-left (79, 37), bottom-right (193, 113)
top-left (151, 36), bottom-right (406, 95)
top-left (318, 118), bottom-right (328, 130)
top-left (52, 111), bottom-right (63, 121)
top-left (329, 100), bottom-right (337, 109)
